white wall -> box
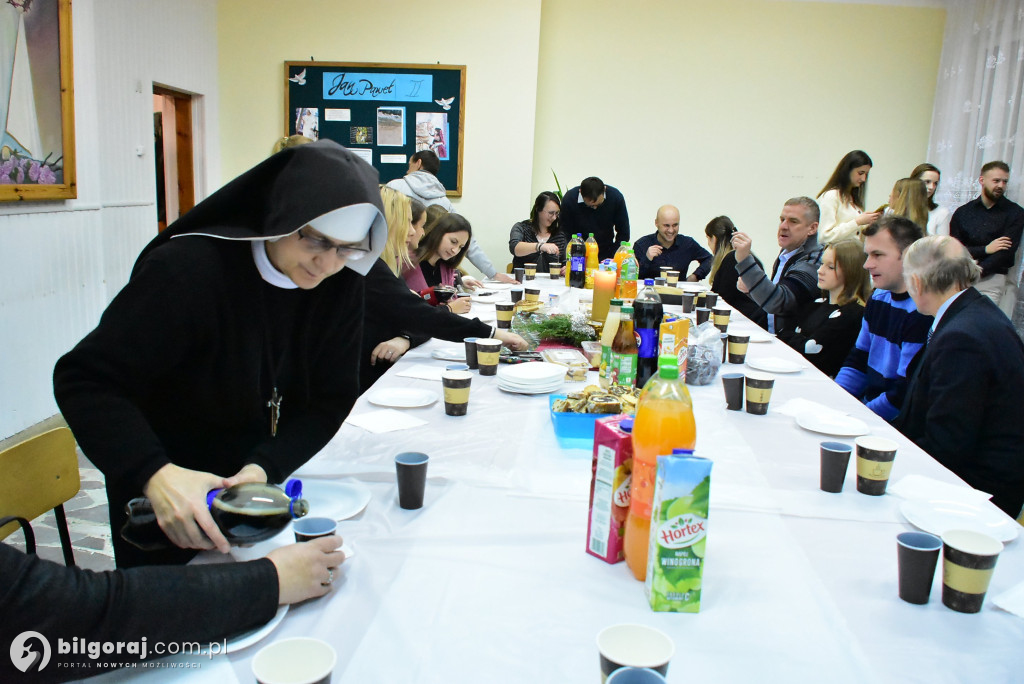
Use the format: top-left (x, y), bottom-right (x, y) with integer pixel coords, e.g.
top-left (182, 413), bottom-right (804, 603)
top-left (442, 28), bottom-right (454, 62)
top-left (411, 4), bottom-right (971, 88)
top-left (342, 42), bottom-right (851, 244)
top-left (0, 0), bottom-right (220, 439)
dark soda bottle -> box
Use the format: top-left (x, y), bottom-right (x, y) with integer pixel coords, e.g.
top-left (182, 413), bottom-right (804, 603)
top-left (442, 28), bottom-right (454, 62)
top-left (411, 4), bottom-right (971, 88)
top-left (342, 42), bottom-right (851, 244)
top-left (634, 279), bottom-right (664, 388)
top-left (121, 480), bottom-right (309, 551)
top-left (570, 234), bottom-right (587, 288)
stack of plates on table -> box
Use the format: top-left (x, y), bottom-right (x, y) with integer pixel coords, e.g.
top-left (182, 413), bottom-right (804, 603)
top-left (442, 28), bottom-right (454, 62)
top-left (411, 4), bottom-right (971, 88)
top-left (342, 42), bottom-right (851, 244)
top-left (496, 362), bottom-right (566, 394)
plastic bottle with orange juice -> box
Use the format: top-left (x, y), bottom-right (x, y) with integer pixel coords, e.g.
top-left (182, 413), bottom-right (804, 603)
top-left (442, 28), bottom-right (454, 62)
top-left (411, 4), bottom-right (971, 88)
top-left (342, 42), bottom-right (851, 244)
top-left (619, 249), bottom-right (639, 300)
top-left (623, 355), bottom-right (697, 581)
top-left (612, 242), bottom-right (630, 297)
top-left (584, 233), bottom-right (599, 289)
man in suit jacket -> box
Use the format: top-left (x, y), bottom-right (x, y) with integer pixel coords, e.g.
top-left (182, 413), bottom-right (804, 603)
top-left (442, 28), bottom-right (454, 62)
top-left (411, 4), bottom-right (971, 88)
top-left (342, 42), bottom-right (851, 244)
top-left (894, 235), bottom-right (1024, 518)
top-left (732, 196), bottom-right (825, 335)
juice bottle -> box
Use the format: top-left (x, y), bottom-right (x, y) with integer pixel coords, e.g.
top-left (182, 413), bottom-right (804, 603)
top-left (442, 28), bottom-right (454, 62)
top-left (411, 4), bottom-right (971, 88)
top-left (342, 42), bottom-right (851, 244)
top-left (613, 242), bottom-right (630, 297)
top-left (624, 356), bottom-right (697, 581)
top-left (598, 298), bottom-right (623, 388)
top-left (584, 233), bottom-right (599, 289)
top-left (619, 249), bottom-right (639, 300)
top-left (609, 305), bottom-right (638, 388)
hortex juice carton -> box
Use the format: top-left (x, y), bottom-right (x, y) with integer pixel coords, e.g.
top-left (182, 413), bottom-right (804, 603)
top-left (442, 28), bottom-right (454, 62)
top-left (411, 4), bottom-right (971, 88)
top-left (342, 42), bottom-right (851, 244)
top-left (586, 415), bottom-right (634, 563)
top-left (646, 454), bottom-right (712, 612)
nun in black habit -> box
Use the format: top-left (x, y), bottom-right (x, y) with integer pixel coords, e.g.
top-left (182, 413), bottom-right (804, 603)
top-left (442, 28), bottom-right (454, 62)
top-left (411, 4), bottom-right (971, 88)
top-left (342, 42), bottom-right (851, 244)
top-left (54, 141), bottom-right (387, 567)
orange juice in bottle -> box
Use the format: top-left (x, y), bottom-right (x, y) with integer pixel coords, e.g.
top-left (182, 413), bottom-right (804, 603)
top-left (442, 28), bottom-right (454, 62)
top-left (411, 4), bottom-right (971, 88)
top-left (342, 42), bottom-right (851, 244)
top-left (612, 242), bottom-right (630, 297)
top-left (584, 233), bottom-right (599, 289)
top-left (623, 355), bottom-right (697, 581)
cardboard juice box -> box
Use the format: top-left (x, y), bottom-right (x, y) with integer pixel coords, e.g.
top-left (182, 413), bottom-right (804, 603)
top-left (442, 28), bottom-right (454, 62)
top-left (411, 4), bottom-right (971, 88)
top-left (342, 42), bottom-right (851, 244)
top-left (586, 415), bottom-right (634, 563)
top-left (659, 317), bottom-right (689, 372)
top-left (645, 454), bottom-right (712, 612)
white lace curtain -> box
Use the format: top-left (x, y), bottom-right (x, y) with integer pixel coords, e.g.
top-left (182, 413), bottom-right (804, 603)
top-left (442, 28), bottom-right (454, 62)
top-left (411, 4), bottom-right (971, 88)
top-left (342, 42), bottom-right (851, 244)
top-left (926, 0), bottom-right (1024, 333)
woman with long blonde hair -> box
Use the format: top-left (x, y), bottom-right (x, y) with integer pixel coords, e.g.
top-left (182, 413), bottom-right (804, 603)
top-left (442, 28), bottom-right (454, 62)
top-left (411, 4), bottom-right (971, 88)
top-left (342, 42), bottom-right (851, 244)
top-left (779, 239), bottom-right (870, 376)
top-left (379, 188), bottom-right (427, 276)
top-left (886, 178), bottom-right (930, 233)
top-left (703, 215), bottom-right (767, 328)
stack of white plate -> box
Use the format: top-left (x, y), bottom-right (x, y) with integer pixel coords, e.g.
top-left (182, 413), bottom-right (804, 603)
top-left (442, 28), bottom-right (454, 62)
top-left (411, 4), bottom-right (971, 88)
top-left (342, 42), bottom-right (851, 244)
top-left (497, 362), bottom-right (566, 395)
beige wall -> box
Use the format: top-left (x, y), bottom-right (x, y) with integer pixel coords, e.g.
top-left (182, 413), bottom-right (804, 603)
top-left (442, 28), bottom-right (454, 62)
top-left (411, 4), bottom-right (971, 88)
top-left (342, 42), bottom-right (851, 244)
top-left (217, 0), bottom-right (543, 276)
top-left (532, 0), bottom-right (946, 257)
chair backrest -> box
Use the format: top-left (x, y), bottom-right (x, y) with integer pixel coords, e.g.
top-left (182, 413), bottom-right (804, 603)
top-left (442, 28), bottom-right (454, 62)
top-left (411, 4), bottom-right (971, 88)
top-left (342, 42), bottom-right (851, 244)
top-left (0, 427), bottom-right (80, 541)
top-left (506, 262), bottom-right (514, 273)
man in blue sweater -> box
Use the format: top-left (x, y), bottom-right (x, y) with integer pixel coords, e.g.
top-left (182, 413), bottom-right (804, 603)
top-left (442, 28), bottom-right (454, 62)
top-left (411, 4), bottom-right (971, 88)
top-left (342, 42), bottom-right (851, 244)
top-left (559, 177), bottom-right (630, 260)
top-left (835, 216), bottom-right (931, 421)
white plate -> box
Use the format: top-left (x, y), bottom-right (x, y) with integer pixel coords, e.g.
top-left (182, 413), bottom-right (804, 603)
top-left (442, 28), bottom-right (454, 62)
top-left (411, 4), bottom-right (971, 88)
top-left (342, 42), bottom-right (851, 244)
top-left (301, 480), bottom-right (373, 521)
top-left (480, 281), bottom-right (513, 290)
top-left (795, 411), bottom-right (869, 437)
top-left (226, 604), bottom-right (288, 653)
top-left (498, 383), bottom-right (564, 395)
top-left (746, 357), bottom-right (804, 373)
top-left (497, 362), bottom-right (567, 384)
top-left (431, 347), bottom-right (466, 362)
top-left (900, 499), bottom-right (1019, 543)
top-left (498, 378), bottom-right (565, 391)
top-left (675, 282), bottom-right (709, 292)
top-left (746, 331), bottom-right (774, 343)
top-left (366, 387), bottom-right (439, 408)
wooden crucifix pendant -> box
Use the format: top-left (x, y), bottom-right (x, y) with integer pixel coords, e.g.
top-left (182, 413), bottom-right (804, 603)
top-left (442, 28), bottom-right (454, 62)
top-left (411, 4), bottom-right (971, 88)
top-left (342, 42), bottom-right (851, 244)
top-left (267, 387), bottom-right (282, 437)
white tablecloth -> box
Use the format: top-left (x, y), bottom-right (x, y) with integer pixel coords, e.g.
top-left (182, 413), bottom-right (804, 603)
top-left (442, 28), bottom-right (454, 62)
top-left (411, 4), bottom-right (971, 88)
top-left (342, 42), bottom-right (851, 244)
top-left (118, 275), bottom-right (1024, 683)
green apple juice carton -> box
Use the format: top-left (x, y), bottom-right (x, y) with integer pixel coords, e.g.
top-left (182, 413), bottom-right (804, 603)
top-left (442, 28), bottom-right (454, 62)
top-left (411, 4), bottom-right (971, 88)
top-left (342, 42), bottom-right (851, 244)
top-left (645, 453), bottom-right (712, 612)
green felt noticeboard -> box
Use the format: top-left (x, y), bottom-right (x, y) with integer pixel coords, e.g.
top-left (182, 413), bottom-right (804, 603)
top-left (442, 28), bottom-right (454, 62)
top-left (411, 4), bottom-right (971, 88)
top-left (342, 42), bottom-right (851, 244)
top-left (285, 61), bottom-right (466, 196)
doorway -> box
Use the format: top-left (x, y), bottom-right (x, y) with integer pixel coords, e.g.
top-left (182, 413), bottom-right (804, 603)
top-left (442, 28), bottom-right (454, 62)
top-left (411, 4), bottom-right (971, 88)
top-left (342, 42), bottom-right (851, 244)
top-left (153, 86), bottom-right (196, 232)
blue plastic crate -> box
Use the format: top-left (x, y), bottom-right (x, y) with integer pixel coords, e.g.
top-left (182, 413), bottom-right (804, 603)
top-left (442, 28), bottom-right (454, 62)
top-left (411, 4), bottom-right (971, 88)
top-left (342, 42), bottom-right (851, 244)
top-left (549, 395), bottom-right (602, 450)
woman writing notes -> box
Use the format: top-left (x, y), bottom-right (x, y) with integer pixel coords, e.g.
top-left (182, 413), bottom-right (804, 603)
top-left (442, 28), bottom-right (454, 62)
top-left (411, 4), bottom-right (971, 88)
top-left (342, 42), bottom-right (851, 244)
top-left (403, 213), bottom-right (475, 313)
top-left (53, 141), bottom-right (386, 567)
top-left (509, 191), bottom-right (568, 273)
top-left (816, 150), bottom-right (880, 244)
top-left (778, 239), bottom-right (870, 376)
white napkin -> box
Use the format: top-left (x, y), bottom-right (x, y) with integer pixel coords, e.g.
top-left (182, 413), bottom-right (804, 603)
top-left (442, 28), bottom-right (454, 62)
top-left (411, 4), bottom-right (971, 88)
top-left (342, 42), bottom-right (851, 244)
top-left (395, 364), bottom-right (446, 381)
top-left (346, 409), bottom-right (428, 434)
top-left (776, 397), bottom-right (847, 419)
top-left (992, 579), bottom-right (1024, 619)
top-left (887, 474), bottom-right (993, 504)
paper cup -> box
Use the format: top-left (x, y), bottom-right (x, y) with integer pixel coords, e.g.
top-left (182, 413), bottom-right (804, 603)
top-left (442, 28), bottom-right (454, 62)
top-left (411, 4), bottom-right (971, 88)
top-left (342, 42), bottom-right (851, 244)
top-left (703, 292), bottom-right (719, 308)
top-left (597, 624), bottom-right (674, 683)
top-left (252, 637), bottom-right (336, 684)
top-left (495, 302), bottom-right (515, 329)
top-left (606, 667), bottom-right (668, 683)
top-left (654, 277), bottom-right (667, 286)
top-left (395, 452), bottom-right (429, 510)
top-left (666, 270), bottom-right (679, 285)
top-left (525, 287), bottom-right (541, 302)
top-left (681, 292), bottom-right (695, 313)
top-left (475, 338), bottom-right (502, 376)
top-left (941, 529), bottom-right (1002, 613)
top-left (854, 436), bottom-right (897, 496)
top-left (713, 307), bottom-right (731, 333)
top-left (695, 307), bottom-right (711, 326)
top-left (897, 531), bottom-right (942, 604)
top-left (510, 288), bottom-right (524, 304)
top-left (744, 371), bottom-right (775, 415)
top-left (727, 334), bottom-right (749, 364)
top-left (513, 267), bottom-right (526, 283)
top-left (819, 441), bottom-right (852, 493)
top-left (463, 337), bottom-right (480, 369)
top-left (524, 264), bottom-right (537, 280)
top-left (721, 373), bottom-right (744, 411)
top-left (442, 370), bottom-right (472, 416)
top-left (549, 263), bottom-right (562, 277)
top-left (292, 517), bottom-right (337, 543)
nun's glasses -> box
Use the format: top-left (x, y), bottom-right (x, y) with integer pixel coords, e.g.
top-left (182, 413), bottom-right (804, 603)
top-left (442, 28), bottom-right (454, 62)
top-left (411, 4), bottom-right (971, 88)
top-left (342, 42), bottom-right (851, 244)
top-left (297, 227), bottom-right (369, 260)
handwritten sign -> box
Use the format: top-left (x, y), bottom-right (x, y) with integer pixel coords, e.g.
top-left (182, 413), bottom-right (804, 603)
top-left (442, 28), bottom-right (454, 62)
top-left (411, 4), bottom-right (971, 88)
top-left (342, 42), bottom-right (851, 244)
top-left (323, 72), bottom-right (433, 102)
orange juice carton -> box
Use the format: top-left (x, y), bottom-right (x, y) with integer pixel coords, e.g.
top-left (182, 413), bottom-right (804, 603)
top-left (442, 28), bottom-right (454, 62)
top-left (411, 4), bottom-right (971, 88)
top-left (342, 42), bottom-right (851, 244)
top-left (659, 317), bottom-right (689, 372)
top-left (646, 453), bottom-right (712, 612)
top-left (586, 415), bottom-right (634, 563)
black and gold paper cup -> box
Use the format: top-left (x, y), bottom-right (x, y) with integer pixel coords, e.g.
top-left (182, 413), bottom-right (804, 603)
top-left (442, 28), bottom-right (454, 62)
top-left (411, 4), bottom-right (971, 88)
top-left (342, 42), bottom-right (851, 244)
top-left (475, 338), bottom-right (503, 376)
top-left (441, 370), bottom-right (473, 416)
top-left (713, 307), bottom-right (731, 333)
top-left (495, 302), bottom-right (515, 329)
top-left (854, 436), bottom-right (898, 495)
top-left (744, 371), bottom-right (775, 415)
top-left (525, 287), bottom-right (541, 302)
top-left (941, 530), bottom-right (1002, 613)
top-left (727, 334), bottom-right (750, 364)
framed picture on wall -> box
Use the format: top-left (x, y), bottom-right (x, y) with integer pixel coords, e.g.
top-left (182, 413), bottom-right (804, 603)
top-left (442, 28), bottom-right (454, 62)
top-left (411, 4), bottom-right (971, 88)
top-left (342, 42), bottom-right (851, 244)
top-left (285, 61), bottom-right (465, 196)
top-left (0, 0), bottom-right (77, 202)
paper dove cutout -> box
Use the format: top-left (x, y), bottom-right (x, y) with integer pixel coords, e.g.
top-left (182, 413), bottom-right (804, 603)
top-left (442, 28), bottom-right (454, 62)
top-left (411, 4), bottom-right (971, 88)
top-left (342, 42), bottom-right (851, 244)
top-left (435, 97), bottom-right (454, 110)
top-left (289, 69), bottom-right (307, 86)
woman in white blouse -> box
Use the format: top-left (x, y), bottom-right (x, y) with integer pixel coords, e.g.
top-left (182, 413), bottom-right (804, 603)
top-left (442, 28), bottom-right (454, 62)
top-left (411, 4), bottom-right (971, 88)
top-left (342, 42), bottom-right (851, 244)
top-left (816, 150), bottom-right (880, 244)
top-left (910, 163), bottom-right (951, 236)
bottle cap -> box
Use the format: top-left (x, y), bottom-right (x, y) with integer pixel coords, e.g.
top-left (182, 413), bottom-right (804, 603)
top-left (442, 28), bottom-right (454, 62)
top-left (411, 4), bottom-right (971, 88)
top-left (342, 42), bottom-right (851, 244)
top-left (610, 298), bottom-right (623, 306)
top-left (621, 305), bottom-right (634, 314)
top-left (205, 488), bottom-right (224, 509)
top-left (644, 279), bottom-right (654, 285)
top-left (285, 479), bottom-right (303, 499)
top-left (671, 448), bottom-right (694, 455)
top-left (619, 417), bottom-right (634, 433)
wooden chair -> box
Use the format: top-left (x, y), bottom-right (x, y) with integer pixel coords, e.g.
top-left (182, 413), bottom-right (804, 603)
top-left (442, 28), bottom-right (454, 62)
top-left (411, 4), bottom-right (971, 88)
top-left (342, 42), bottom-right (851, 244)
top-left (0, 427), bottom-right (80, 565)
top-left (506, 262), bottom-right (514, 273)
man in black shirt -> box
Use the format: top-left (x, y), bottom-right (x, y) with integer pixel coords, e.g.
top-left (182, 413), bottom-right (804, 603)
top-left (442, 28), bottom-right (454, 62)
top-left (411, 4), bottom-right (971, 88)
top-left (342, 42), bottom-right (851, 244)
top-left (949, 160), bottom-right (1024, 316)
top-left (559, 177), bottom-right (630, 260)
top-left (633, 204), bottom-right (713, 280)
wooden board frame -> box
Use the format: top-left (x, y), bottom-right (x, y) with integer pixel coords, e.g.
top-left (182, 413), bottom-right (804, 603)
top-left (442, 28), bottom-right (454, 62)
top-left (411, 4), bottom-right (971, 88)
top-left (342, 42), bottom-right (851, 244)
top-left (0, 0), bottom-right (77, 202)
top-left (284, 61), bottom-right (465, 196)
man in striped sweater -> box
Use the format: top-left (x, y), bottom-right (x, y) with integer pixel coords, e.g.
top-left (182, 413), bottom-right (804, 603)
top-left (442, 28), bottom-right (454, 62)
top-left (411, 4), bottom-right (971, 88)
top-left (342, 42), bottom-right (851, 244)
top-left (835, 216), bottom-right (931, 421)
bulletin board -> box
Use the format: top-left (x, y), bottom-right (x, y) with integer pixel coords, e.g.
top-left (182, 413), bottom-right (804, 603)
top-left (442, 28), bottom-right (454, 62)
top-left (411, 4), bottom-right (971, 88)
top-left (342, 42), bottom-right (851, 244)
top-left (284, 61), bottom-right (466, 196)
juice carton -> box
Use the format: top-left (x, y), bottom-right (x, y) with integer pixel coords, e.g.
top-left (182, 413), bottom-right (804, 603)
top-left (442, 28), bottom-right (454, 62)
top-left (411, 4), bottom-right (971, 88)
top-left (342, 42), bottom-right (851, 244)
top-left (645, 453), bottom-right (712, 612)
top-left (659, 317), bottom-right (690, 373)
top-left (586, 415), bottom-right (634, 563)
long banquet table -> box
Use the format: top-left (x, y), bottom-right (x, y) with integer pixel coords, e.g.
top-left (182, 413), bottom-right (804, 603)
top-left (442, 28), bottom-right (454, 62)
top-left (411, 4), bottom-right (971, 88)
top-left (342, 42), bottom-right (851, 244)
top-left (105, 275), bottom-right (1024, 683)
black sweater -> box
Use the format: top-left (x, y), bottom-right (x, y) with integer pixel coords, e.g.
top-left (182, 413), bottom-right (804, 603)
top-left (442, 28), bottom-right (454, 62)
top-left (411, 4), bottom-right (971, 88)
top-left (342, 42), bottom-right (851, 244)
top-left (0, 542), bottom-right (278, 682)
top-left (710, 251), bottom-right (768, 330)
top-left (778, 298), bottom-right (864, 377)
